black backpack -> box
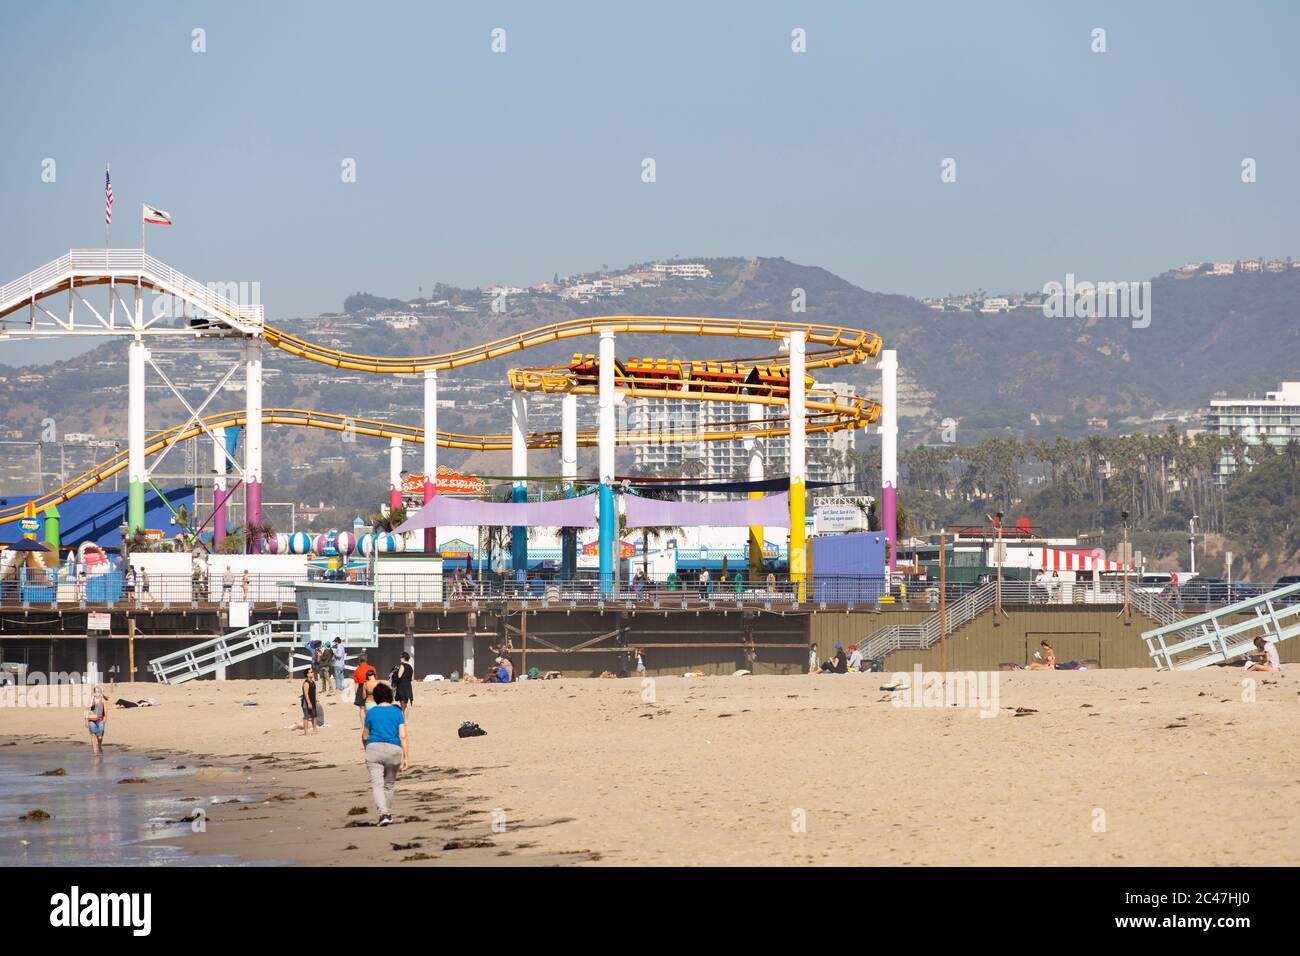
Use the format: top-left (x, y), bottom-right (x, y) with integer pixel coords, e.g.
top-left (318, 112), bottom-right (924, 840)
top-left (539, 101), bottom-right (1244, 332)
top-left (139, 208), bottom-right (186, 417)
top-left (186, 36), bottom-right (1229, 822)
top-left (457, 721), bottom-right (487, 738)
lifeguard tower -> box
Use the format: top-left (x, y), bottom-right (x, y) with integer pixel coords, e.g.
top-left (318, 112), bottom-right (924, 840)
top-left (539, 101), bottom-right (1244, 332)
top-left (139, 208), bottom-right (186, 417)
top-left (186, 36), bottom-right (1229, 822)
top-left (149, 579), bottom-right (378, 684)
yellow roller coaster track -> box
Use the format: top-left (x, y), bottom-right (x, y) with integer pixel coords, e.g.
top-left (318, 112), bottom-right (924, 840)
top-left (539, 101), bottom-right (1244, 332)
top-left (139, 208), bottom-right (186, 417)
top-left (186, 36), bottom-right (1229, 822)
top-left (0, 396), bottom-right (879, 525)
top-left (262, 316), bottom-right (880, 375)
top-left (0, 250), bottom-right (884, 523)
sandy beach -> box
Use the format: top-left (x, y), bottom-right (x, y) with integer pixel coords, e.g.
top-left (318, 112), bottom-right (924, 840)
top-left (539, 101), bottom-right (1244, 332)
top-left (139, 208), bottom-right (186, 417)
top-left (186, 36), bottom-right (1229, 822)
top-left (3, 667), bottom-right (1297, 866)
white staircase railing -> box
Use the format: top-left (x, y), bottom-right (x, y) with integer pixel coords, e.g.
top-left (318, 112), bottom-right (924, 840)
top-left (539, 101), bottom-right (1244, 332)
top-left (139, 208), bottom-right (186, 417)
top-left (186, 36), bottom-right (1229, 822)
top-left (0, 249), bottom-right (263, 331)
top-left (148, 617), bottom-right (377, 684)
top-left (861, 579), bottom-right (1191, 661)
top-left (1142, 582), bottom-right (1300, 671)
top-left (862, 582), bottom-right (997, 660)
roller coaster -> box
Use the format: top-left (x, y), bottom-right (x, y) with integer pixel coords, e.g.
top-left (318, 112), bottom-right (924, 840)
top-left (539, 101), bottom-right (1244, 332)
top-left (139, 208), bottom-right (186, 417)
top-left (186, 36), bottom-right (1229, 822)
top-left (0, 248), bottom-right (898, 593)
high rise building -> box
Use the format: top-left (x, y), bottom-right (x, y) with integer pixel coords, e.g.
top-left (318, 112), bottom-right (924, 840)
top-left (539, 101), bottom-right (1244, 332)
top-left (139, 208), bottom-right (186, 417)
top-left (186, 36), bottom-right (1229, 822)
top-left (1203, 381), bottom-right (1300, 482)
top-left (628, 383), bottom-right (858, 493)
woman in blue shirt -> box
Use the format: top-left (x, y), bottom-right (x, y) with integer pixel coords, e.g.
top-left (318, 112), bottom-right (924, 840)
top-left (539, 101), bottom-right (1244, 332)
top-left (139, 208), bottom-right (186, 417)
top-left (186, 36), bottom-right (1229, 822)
top-left (361, 683), bottom-right (410, 827)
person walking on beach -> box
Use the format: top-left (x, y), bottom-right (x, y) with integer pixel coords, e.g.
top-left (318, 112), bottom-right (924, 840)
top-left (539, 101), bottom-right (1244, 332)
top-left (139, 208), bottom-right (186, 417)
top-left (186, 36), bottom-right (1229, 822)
top-left (353, 654), bottom-right (378, 729)
top-left (316, 639), bottom-right (335, 691)
top-left (362, 682), bottom-right (409, 827)
top-left (392, 651), bottom-right (415, 715)
top-left (331, 637), bottom-right (346, 692)
top-left (300, 668), bottom-right (319, 734)
top-left (635, 647), bottom-right (646, 676)
top-left (85, 686), bottom-right (107, 754)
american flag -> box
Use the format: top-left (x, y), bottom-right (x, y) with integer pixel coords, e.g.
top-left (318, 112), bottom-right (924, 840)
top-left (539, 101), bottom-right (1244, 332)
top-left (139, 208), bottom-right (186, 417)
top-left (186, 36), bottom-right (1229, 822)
top-left (105, 167), bottom-right (113, 226)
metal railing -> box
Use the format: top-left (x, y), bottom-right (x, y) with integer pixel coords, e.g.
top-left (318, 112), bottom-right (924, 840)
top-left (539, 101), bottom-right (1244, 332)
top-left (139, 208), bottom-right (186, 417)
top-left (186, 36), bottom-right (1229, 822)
top-left (147, 617), bottom-right (377, 684)
top-left (859, 579), bottom-right (1205, 661)
top-left (0, 249), bottom-right (263, 328)
top-left (1142, 581), bottom-right (1300, 671)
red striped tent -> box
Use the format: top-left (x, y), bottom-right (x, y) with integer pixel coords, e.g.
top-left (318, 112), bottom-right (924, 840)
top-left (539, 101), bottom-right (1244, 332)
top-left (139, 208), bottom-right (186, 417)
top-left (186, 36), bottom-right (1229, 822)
top-left (1038, 547), bottom-right (1131, 573)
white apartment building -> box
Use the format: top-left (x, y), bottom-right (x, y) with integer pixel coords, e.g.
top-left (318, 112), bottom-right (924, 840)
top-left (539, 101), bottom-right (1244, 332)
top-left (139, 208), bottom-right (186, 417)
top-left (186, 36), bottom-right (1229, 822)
top-left (651, 262), bottom-right (712, 280)
top-left (628, 383), bottom-right (858, 492)
top-left (1204, 381), bottom-right (1300, 481)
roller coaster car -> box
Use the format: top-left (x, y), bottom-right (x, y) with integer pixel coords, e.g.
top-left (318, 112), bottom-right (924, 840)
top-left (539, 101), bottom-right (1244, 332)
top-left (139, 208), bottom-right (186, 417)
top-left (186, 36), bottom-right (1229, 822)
top-left (686, 360), bottom-right (751, 394)
top-left (624, 357), bottom-right (684, 391)
top-left (567, 353), bottom-right (628, 388)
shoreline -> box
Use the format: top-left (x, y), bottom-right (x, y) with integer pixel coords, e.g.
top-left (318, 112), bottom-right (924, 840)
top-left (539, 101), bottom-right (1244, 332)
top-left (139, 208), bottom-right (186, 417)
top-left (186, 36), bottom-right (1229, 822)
top-left (1, 668), bottom-right (1297, 866)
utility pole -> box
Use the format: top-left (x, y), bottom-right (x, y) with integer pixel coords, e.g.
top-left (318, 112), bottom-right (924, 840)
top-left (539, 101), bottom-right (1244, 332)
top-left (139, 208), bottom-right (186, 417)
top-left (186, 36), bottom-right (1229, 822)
top-left (992, 510), bottom-right (1007, 625)
top-left (1119, 510), bottom-right (1132, 626)
top-left (1188, 514), bottom-right (1199, 576)
top-left (938, 530), bottom-right (947, 674)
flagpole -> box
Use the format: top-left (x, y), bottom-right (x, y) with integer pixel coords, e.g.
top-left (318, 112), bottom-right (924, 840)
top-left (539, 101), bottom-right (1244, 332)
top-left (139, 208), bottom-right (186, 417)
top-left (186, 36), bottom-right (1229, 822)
top-left (104, 163), bottom-right (110, 249)
top-left (141, 203), bottom-right (146, 257)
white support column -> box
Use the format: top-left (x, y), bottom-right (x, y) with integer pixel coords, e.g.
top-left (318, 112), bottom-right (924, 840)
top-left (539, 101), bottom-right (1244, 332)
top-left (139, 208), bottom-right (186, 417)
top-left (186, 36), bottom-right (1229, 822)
top-left (389, 437), bottom-right (404, 511)
top-left (746, 399), bottom-right (765, 578)
top-left (510, 392), bottom-right (529, 581)
top-left (880, 349), bottom-right (898, 574)
top-left (422, 369), bottom-right (438, 554)
top-left (85, 635), bottom-right (99, 686)
top-left (561, 393), bottom-right (578, 489)
top-left (127, 339), bottom-right (149, 534)
top-left (212, 431), bottom-right (228, 547)
top-left (561, 392), bottom-right (578, 578)
top-left (788, 331), bottom-right (807, 600)
top-left (244, 339), bottom-right (264, 551)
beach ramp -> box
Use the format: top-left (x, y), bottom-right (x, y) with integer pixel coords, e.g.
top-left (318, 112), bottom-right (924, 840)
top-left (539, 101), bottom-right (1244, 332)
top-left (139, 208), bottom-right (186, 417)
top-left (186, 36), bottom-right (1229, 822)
top-left (149, 581), bottom-right (378, 684)
top-left (1142, 581), bottom-right (1300, 671)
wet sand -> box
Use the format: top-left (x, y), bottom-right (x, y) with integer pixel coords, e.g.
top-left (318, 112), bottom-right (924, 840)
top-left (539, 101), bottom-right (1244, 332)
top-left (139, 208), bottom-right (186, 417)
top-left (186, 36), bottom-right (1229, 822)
top-left (2, 667), bottom-right (1297, 866)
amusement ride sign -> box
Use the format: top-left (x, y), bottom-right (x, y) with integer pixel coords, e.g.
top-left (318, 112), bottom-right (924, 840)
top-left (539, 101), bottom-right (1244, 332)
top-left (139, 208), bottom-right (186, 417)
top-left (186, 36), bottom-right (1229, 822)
top-left (400, 466), bottom-right (486, 498)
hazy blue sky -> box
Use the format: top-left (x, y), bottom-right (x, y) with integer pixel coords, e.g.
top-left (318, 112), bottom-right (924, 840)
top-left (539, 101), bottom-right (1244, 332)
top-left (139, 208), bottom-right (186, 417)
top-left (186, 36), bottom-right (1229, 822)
top-left (2, 0), bottom-right (1297, 363)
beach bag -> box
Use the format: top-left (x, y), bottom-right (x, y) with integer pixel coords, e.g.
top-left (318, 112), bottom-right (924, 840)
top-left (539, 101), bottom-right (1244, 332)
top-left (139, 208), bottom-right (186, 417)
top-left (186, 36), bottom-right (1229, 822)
top-left (457, 721), bottom-right (487, 738)
top-left (354, 683), bottom-right (366, 707)
top-left (315, 701), bottom-right (325, 723)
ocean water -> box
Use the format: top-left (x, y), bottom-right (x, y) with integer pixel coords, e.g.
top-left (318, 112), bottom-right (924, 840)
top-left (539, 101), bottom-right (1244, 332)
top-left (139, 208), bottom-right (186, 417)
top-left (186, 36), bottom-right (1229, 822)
top-left (0, 746), bottom-right (277, 866)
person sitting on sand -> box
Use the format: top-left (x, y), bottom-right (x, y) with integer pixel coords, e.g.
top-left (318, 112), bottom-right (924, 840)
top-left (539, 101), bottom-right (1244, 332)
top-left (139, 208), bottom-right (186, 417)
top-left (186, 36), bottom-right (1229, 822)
top-left (1027, 640), bottom-right (1057, 670)
top-left (362, 682), bottom-right (409, 828)
top-left (300, 669), bottom-right (319, 735)
top-left (822, 643), bottom-right (848, 674)
top-left (1245, 635), bottom-right (1282, 673)
top-left (85, 686), bottom-right (107, 755)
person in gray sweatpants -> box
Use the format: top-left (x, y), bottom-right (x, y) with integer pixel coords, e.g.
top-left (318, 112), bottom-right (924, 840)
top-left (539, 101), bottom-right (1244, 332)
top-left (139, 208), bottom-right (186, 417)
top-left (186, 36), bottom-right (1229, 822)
top-left (361, 682), bottom-right (409, 826)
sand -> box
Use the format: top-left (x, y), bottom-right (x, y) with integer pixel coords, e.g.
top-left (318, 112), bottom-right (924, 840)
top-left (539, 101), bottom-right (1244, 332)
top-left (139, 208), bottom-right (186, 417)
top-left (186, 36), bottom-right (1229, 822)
top-left (2, 667), bottom-right (1297, 866)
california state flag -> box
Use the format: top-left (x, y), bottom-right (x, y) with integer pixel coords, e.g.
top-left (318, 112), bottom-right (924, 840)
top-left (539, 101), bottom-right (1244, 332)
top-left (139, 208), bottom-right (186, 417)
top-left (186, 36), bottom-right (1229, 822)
top-left (142, 203), bottom-right (172, 225)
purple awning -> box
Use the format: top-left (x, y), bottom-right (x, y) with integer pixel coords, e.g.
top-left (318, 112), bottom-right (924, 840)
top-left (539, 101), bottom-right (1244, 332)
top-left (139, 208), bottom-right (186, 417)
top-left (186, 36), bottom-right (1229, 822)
top-left (623, 492), bottom-right (790, 529)
top-left (395, 494), bottom-right (599, 532)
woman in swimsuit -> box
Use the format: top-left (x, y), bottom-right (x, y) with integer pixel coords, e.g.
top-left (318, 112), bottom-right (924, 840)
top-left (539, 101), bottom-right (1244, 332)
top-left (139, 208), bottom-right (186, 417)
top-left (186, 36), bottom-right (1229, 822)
top-left (1027, 641), bottom-right (1057, 670)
